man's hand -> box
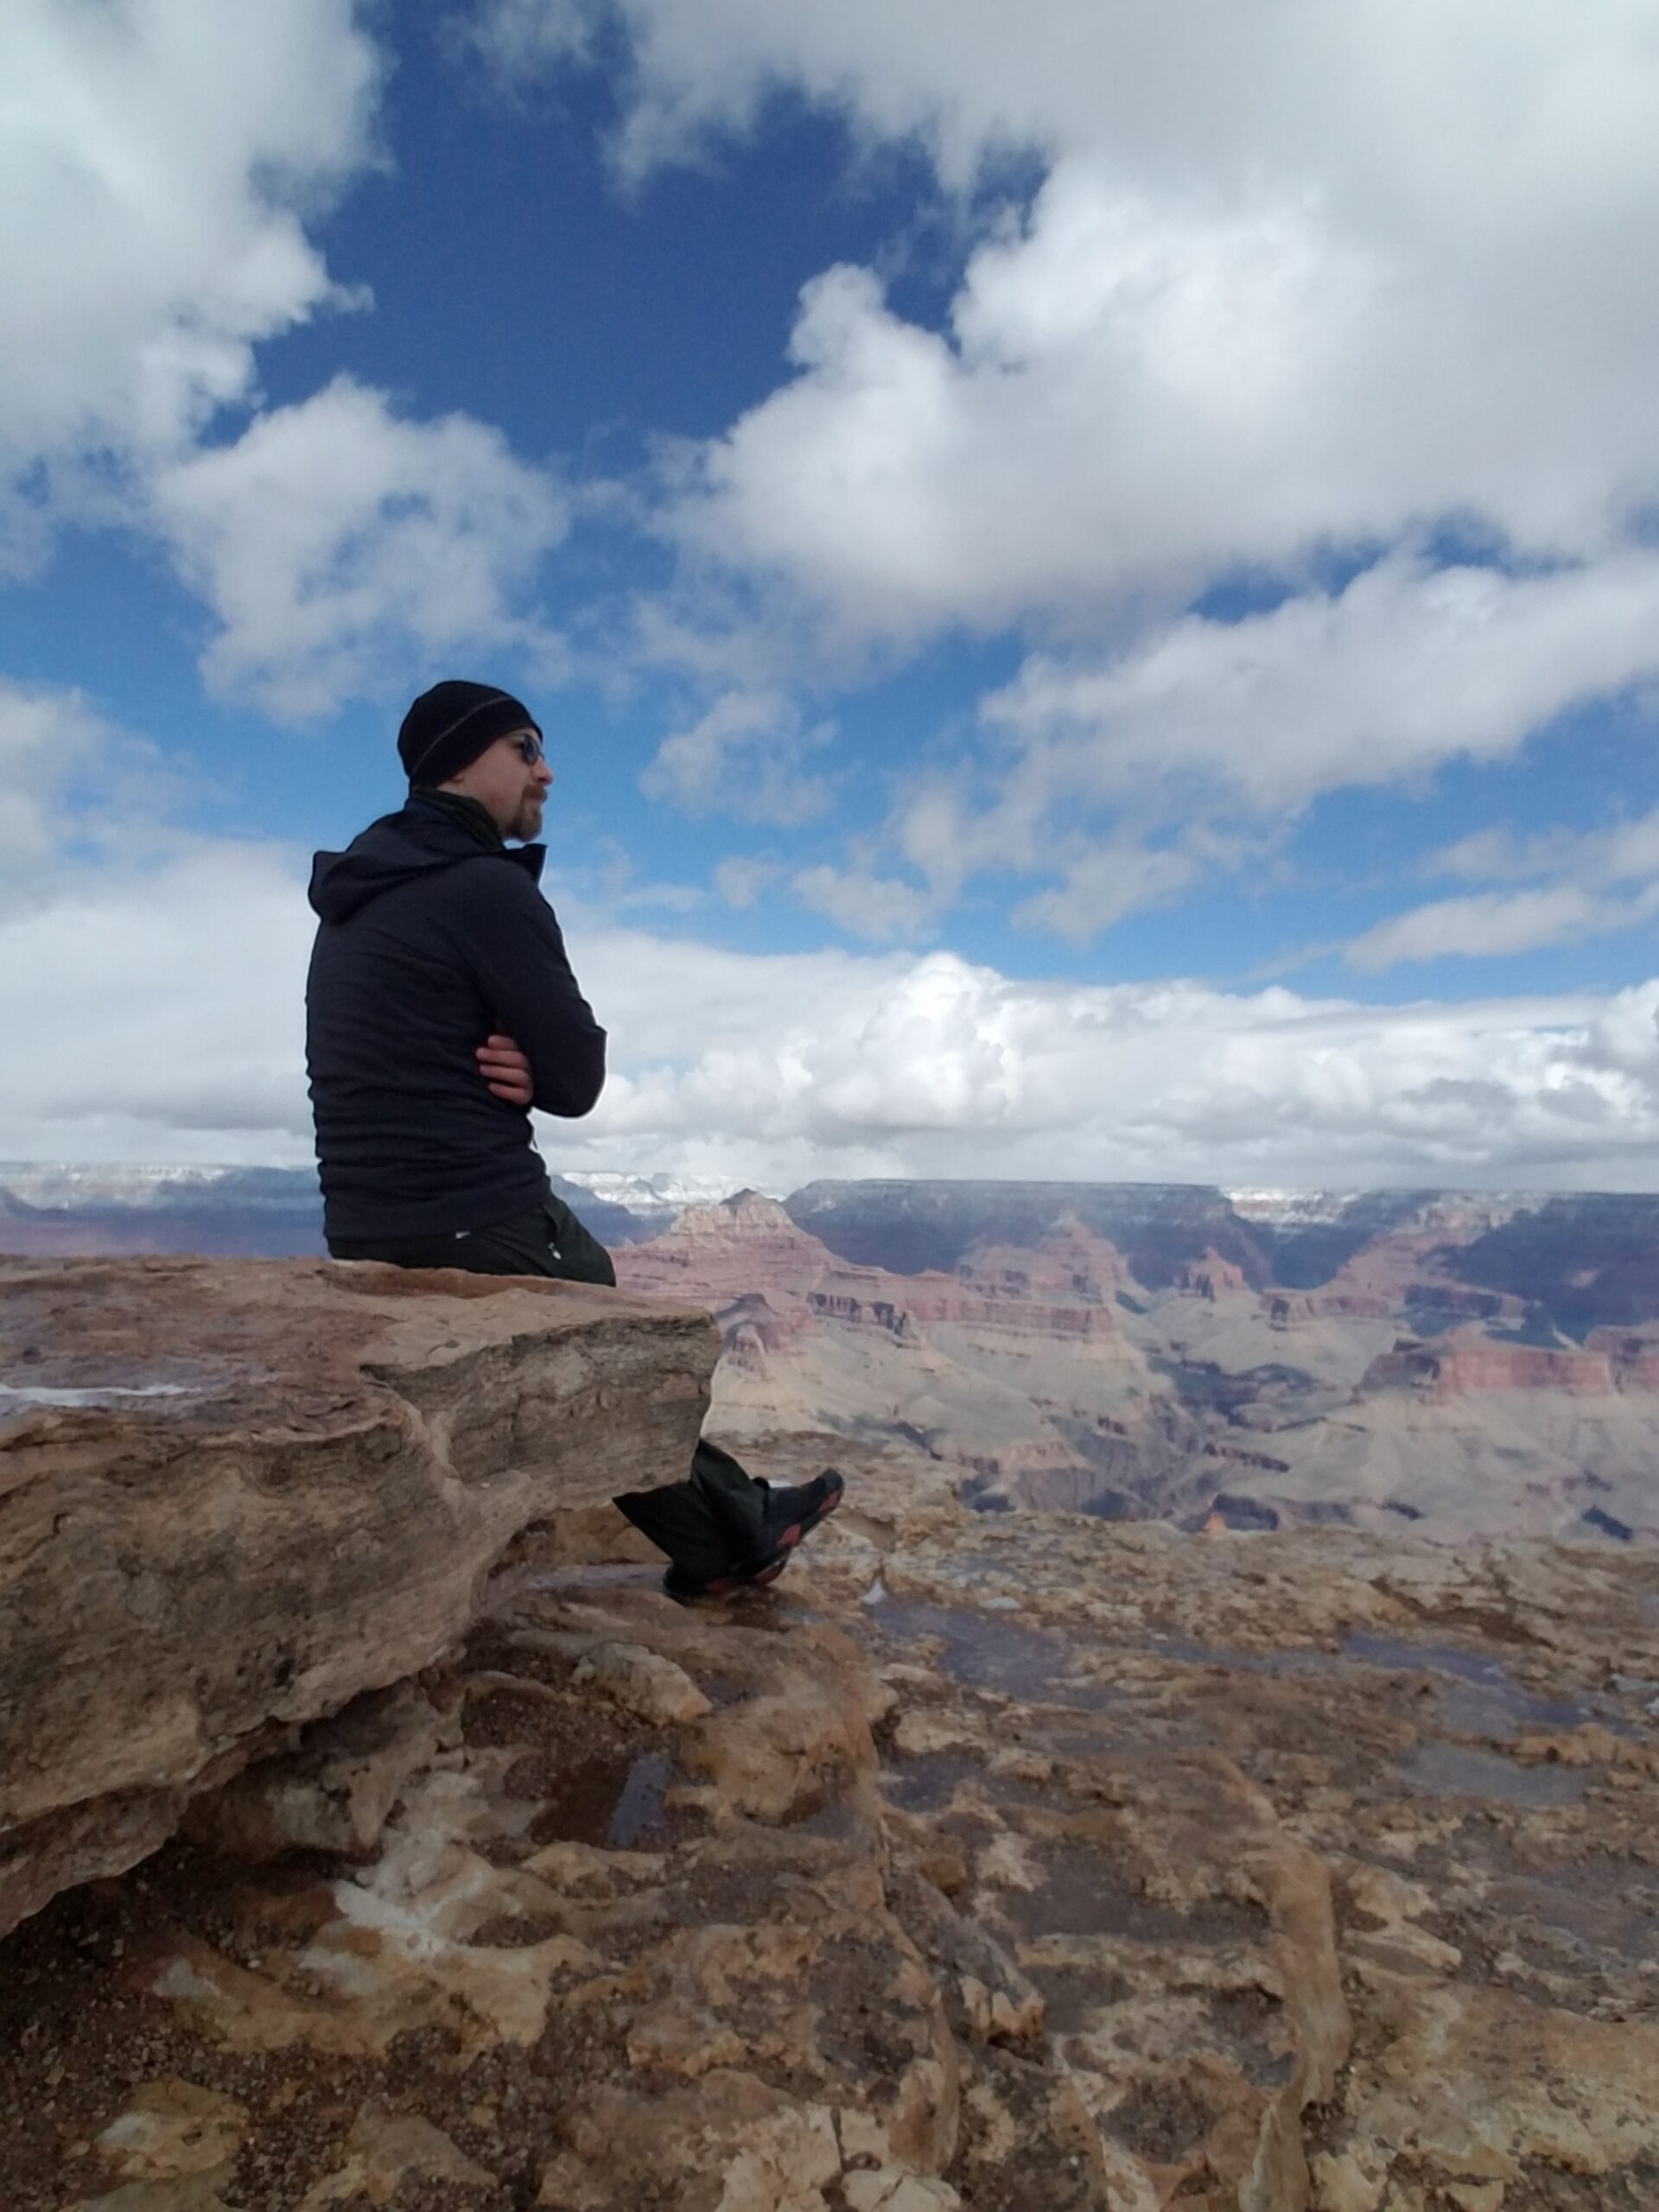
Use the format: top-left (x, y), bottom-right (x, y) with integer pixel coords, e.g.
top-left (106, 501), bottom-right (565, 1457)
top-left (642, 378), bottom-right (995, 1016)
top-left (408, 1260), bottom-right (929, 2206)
top-left (477, 1032), bottom-right (534, 1107)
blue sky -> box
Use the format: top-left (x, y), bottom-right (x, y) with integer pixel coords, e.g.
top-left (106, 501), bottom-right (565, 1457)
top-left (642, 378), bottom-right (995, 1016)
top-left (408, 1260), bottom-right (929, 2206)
top-left (3, 0), bottom-right (1659, 1190)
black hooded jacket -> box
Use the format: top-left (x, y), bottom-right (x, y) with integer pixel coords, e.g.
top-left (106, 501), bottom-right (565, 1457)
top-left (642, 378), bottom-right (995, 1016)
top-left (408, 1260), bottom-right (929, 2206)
top-left (306, 795), bottom-right (607, 1241)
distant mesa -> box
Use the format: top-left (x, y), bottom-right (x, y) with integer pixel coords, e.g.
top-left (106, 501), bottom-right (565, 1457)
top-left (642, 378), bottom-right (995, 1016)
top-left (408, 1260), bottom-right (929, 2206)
top-left (6, 1168), bottom-right (1659, 1546)
top-left (612, 1183), bottom-right (1659, 1545)
top-left (0, 1162), bottom-right (700, 1258)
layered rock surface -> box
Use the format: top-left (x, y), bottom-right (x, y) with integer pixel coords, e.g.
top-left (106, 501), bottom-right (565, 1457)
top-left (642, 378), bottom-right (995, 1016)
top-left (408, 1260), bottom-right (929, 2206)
top-left (0, 1255), bottom-right (715, 1937)
top-left (3, 1262), bottom-right (1658, 2211)
top-left (616, 1192), bottom-right (1659, 1543)
top-left (615, 1196), bottom-right (1164, 1516)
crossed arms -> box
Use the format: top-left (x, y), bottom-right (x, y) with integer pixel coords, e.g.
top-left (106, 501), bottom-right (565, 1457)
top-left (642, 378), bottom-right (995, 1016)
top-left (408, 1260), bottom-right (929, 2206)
top-left (455, 869), bottom-right (606, 1117)
top-left (477, 1033), bottom-right (535, 1106)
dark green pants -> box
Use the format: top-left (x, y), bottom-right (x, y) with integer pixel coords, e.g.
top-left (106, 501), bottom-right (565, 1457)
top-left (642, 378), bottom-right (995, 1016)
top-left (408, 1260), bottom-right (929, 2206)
top-left (330, 1194), bottom-right (763, 1577)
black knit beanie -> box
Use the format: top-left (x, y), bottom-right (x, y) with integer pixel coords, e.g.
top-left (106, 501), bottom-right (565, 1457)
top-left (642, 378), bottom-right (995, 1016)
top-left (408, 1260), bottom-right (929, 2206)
top-left (397, 680), bottom-right (541, 788)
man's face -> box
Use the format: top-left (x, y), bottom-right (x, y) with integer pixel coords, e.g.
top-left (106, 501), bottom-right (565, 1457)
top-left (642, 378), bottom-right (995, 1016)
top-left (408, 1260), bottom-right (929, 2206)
top-left (442, 728), bottom-right (552, 841)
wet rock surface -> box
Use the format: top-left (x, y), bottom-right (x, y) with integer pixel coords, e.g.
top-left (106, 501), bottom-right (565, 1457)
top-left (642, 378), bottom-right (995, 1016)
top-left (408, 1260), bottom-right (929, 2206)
top-left (3, 1419), bottom-right (1657, 2211)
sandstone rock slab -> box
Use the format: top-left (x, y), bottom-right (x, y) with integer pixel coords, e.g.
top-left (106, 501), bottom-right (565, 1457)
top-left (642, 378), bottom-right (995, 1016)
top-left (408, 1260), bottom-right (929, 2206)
top-left (0, 1255), bottom-right (715, 1936)
top-left (181, 1681), bottom-right (454, 1862)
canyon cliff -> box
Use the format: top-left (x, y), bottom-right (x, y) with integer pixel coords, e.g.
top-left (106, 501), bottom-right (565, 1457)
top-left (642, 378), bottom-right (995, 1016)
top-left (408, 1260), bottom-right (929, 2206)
top-left (615, 1187), bottom-right (1659, 1545)
top-left (2, 1256), bottom-right (1657, 2210)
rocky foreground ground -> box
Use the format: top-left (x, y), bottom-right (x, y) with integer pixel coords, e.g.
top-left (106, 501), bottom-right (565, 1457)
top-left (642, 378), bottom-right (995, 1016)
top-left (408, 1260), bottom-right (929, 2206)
top-left (2, 1260), bottom-right (1658, 2211)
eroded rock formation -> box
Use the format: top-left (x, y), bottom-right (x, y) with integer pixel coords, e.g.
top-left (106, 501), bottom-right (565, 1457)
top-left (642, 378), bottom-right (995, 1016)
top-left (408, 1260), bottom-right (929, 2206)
top-left (616, 1197), bottom-right (1165, 1516)
top-left (612, 1188), bottom-right (1659, 1545)
top-left (3, 1262), bottom-right (1658, 2211)
top-left (0, 1255), bottom-right (715, 1938)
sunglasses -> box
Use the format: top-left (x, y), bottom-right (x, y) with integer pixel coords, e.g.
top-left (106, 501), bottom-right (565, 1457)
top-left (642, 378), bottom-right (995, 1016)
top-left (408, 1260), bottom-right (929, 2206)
top-left (509, 732), bottom-right (545, 765)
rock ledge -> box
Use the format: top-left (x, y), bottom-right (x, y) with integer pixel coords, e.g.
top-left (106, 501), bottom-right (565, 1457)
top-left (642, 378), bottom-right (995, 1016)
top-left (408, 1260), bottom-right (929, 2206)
top-left (0, 1256), bottom-right (715, 1936)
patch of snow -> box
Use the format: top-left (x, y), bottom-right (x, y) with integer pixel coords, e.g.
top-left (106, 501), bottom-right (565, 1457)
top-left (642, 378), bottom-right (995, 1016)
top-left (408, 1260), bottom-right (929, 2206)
top-left (0, 1162), bottom-right (239, 1207)
top-left (556, 1171), bottom-right (767, 1210)
top-left (0, 1161), bottom-right (321, 1214)
top-left (1225, 1189), bottom-right (1366, 1225)
top-left (1225, 1186), bottom-right (1536, 1233)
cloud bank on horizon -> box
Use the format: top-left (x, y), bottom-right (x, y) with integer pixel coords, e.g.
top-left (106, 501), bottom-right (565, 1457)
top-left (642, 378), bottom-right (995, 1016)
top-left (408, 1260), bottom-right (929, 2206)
top-left (2, 0), bottom-right (1658, 1186)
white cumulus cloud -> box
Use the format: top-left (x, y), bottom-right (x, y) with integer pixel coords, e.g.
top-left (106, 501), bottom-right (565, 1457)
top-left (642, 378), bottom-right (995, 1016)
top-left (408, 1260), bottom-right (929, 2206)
top-left (982, 550), bottom-right (1659, 815)
top-left (830, 550), bottom-right (1659, 939)
top-left (1344, 801), bottom-right (1659, 970)
top-left (0, 0), bottom-right (376, 538)
top-left (640, 689), bottom-right (833, 824)
top-left (1346, 887), bottom-right (1659, 972)
top-left (601, 2), bottom-right (1659, 632)
top-left (152, 379), bottom-right (568, 717)
top-left (0, 681), bottom-right (118, 897)
top-left (556, 950), bottom-right (1659, 1191)
top-left (1, 7), bottom-right (567, 716)
top-left (0, 833), bottom-right (315, 1166)
top-left (1430, 810), bottom-right (1659, 893)
top-left (479, 0), bottom-right (1659, 943)
top-left (7, 760), bottom-right (1657, 1191)
top-left (792, 859), bottom-right (936, 942)
top-left (680, 189), bottom-right (1381, 639)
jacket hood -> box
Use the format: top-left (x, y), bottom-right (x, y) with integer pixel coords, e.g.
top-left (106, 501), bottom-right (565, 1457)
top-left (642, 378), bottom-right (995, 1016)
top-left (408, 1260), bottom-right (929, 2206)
top-left (309, 801), bottom-right (545, 923)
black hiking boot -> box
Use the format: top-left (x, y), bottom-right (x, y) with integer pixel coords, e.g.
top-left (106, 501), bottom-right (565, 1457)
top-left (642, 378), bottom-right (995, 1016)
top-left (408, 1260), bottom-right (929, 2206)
top-left (659, 1471), bottom-right (845, 1604)
top-left (661, 1552), bottom-right (791, 1604)
top-left (753, 1468), bottom-right (845, 1555)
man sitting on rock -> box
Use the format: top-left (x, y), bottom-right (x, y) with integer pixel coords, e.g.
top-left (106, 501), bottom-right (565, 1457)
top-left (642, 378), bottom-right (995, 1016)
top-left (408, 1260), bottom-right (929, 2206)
top-left (305, 678), bottom-right (842, 1599)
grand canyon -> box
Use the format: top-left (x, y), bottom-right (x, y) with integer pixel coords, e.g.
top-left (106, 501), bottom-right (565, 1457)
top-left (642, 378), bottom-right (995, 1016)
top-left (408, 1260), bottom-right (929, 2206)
top-left (3, 1250), bottom-right (1656, 2209)
top-left (7, 1167), bottom-right (1659, 1546)
top-left (614, 1180), bottom-right (1659, 1547)
top-left (4, 1173), bottom-right (1657, 2207)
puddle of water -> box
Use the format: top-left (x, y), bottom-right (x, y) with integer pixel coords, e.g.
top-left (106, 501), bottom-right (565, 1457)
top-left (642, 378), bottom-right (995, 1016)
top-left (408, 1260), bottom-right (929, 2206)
top-left (528, 1750), bottom-right (673, 1848)
top-left (1344, 1633), bottom-right (1635, 1738)
top-left (608, 1752), bottom-right (672, 1848)
top-left (1145, 1630), bottom-right (1637, 1741)
top-left (1484, 1863), bottom-right (1659, 1963)
top-left (883, 1751), bottom-right (982, 1813)
top-left (1146, 1634), bottom-right (1325, 1677)
top-left (1435, 1682), bottom-right (1586, 1739)
top-left (875, 1599), bottom-right (1121, 1712)
top-left (883, 1745), bottom-right (1065, 1818)
top-left (1002, 1844), bottom-right (1268, 1946)
top-left (1396, 1741), bottom-right (1587, 1808)
top-left (1347, 1631), bottom-right (1522, 1689)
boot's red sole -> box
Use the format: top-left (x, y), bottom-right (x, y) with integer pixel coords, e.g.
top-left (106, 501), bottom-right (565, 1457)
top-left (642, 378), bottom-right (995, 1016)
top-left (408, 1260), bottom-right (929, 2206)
top-left (775, 1477), bottom-right (844, 1553)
